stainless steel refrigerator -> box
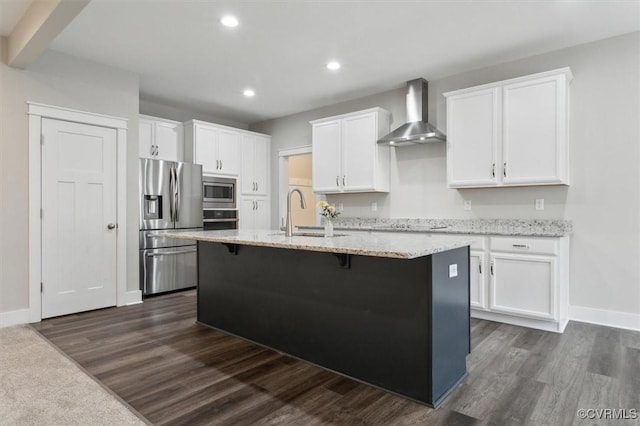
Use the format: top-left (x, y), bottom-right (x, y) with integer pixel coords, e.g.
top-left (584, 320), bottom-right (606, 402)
top-left (139, 158), bottom-right (202, 296)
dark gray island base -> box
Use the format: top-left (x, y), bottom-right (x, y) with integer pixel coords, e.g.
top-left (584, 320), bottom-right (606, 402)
top-left (196, 241), bottom-right (470, 407)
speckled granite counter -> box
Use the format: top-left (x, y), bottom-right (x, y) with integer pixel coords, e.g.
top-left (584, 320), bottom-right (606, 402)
top-left (299, 218), bottom-right (572, 237)
top-left (162, 229), bottom-right (472, 259)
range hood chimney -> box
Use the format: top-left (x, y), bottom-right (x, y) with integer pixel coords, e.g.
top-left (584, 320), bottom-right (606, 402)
top-left (377, 78), bottom-right (446, 146)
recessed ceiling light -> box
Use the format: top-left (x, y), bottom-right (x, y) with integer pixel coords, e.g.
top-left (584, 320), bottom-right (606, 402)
top-left (326, 61), bottom-right (341, 71)
top-left (243, 89), bottom-right (255, 97)
top-left (221, 16), bottom-right (239, 27)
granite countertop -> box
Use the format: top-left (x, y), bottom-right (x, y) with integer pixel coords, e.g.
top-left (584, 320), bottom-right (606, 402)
top-left (161, 229), bottom-right (473, 259)
top-left (299, 218), bottom-right (573, 237)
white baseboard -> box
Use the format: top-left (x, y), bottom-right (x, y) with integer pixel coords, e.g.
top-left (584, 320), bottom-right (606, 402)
top-left (569, 305), bottom-right (640, 332)
top-left (471, 310), bottom-right (565, 333)
top-left (125, 290), bottom-right (143, 305)
top-left (0, 308), bottom-right (30, 328)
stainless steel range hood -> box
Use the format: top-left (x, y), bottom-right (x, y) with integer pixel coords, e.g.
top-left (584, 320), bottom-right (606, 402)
top-left (378, 78), bottom-right (446, 146)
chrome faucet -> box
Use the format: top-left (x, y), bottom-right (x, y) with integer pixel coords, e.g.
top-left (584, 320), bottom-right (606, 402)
top-left (285, 188), bottom-right (307, 237)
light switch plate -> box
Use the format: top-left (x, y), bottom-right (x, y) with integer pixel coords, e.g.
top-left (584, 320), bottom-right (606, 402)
top-left (463, 200), bottom-right (472, 211)
top-left (371, 202), bottom-right (377, 212)
top-left (449, 264), bottom-right (458, 278)
top-left (535, 199), bottom-right (545, 210)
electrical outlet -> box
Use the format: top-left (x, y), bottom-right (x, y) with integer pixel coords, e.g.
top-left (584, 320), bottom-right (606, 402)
top-left (464, 200), bottom-right (472, 211)
top-left (338, 202), bottom-right (344, 212)
top-left (449, 264), bottom-right (458, 278)
top-left (371, 202), bottom-right (377, 212)
top-left (535, 199), bottom-right (545, 210)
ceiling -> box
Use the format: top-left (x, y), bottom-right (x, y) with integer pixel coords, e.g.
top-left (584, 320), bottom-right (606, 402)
top-left (5, 1), bottom-right (640, 125)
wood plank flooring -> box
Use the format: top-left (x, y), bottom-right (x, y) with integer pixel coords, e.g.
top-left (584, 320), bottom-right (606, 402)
top-left (33, 290), bottom-right (640, 425)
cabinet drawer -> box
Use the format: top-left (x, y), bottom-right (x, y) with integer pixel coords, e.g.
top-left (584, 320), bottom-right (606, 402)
top-left (490, 236), bottom-right (557, 255)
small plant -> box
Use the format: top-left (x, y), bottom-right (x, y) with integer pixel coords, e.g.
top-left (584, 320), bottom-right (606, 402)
top-left (317, 200), bottom-right (340, 219)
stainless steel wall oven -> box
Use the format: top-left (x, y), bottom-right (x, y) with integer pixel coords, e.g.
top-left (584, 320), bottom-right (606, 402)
top-left (203, 209), bottom-right (239, 231)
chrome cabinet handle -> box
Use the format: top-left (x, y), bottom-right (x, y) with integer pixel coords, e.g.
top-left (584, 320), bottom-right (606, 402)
top-left (491, 163), bottom-right (495, 178)
top-left (220, 160), bottom-right (223, 170)
top-left (256, 182), bottom-right (258, 192)
top-left (342, 176), bottom-right (346, 186)
top-left (336, 176), bottom-right (339, 186)
top-left (490, 262), bottom-right (494, 275)
top-left (512, 244), bottom-right (529, 248)
top-left (503, 162), bottom-right (507, 177)
top-left (479, 262), bottom-right (482, 274)
top-left (107, 223), bottom-right (116, 230)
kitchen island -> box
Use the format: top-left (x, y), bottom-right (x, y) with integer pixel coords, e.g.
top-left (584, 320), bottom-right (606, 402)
top-left (164, 229), bottom-right (471, 407)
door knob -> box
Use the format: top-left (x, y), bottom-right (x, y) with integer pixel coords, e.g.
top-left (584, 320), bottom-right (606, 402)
top-left (107, 223), bottom-right (117, 230)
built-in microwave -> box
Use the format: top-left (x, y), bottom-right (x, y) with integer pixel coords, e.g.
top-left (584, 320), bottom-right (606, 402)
top-left (202, 176), bottom-right (236, 209)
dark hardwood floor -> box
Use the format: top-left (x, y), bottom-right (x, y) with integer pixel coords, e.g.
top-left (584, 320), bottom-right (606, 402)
top-left (33, 290), bottom-right (640, 425)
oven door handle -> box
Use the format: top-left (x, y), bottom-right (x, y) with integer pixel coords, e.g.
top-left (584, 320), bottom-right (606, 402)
top-left (146, 248), bottom-right (197, 257)
top-left (203, 218), bottom-right (240, 223)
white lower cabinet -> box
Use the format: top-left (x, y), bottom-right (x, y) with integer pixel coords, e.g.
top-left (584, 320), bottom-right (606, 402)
top-left (470, 250), bottom-right (488, 310)
top-left (240, 197), bottom-right (269, 230)
top-left (489, 253), bottom-right (557, 320)
top-left (471, 235), bottom-right (570, 333)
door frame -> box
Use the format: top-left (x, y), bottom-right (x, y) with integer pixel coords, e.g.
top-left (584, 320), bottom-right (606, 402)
top-left (278, 146), bottom-right (321, 229)
top-left (27, 102), bottom-right (128, 322)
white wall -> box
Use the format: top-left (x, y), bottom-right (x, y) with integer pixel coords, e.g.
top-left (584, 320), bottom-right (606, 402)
top-left (250, 32), bottom-right (640, 320)
top-left (139, 98), bottom-right (248, 129)
top-left (0, 45), bottom-right (140, 315)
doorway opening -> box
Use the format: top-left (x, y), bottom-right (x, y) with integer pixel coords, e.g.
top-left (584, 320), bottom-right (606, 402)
top-left (278, 147), bottom-right (320, 230)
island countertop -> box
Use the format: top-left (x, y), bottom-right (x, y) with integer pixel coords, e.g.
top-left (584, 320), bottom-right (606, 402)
top-left (162, 229), bottom-right (472, 259)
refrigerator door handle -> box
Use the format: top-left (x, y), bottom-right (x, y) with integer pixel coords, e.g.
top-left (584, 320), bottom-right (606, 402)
top-left (169, 166), bottom-right (175, 222)
top-left (174, 166), bottom-right (180, 222)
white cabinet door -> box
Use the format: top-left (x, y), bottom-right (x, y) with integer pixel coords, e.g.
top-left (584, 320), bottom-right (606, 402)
top-left (342, 113), bottom-right (376, 191)
top-left (217, 129), bottom-right (240, 175)
top-left (470, 250), bottom-right (488, 310)
top-left (502, 74), bottom-right (568, 185)
top-left (254, 135), bottom-right (269, 196)
top-left (446, 88), bottom-right (500, 187)
top-left (490, 253), bottom-right (557, 320)
top-left (312, 120), bottom-right (342, 193)
top-left (154, 121), bottom-right (182, 162)
top-left (138, 118), bottom-right (155, 159)
top-left (239, 197), bottom-right (269, 230)
top-left (239, 198), bottom-right (255, 230)
top-left (195, 125), bottom-right (218, 174)
top-left (254, 198), bottom-right (269, 230)
top-left (241, 134), bottom-right (256, 195)
top-left (240, 134), bottom-right (269, 196)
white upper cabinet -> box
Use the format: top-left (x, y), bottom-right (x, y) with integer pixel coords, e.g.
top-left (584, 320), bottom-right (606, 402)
top-left (184, 120), bottom-right (241, 176)
top-left (311, 108), bottom-right (390, 194)
top-left (241, 133), bottom-right (270, 196)
top-left (444, 68), bottom-right (572, 188)
top-left (445, 88), bottom-right (500, 187)
top-left (311, 120), bottom-right (342, 192)
top-left (138, 115), bottom-right (183, 162)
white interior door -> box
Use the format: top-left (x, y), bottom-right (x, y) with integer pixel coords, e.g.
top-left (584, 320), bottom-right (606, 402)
top-left (41, 118), bottom-right (118, 318)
